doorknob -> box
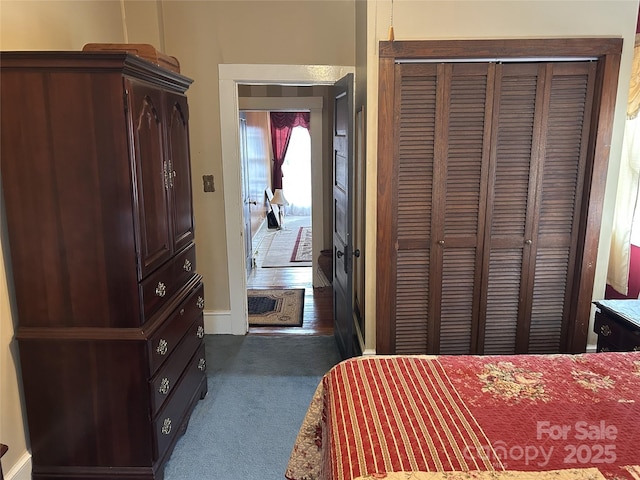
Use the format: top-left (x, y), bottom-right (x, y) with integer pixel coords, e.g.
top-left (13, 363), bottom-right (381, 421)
top-left (353, 249), bottom-right (360, 258)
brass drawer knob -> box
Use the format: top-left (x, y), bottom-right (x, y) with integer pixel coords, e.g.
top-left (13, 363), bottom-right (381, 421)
top-left (198, 358), bottom-right (206, 371)
top-left (197, 325), bottom-right (205, 339)
top-left (183, 258), bottom-right (192, 272)
top-left (196, 296), bottom-right (204, 309)
top-left (161, 418), bottom-right (172, 435)
top-left (156, 339), bottom-right (168, 356)
top-left (159, 377), bottom-right (170, 395)
top-left (600, 324), bottom-right (612, 336)
top-left (155, 282), bottom-right (167, 298)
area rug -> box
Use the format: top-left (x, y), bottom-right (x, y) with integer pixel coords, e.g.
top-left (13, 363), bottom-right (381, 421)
top-left (261, 228), bottom-right (312, 268)
top-left (291, 227), bottom-right (312, 262)
top-left (248, 288), bottom-right (305, 327)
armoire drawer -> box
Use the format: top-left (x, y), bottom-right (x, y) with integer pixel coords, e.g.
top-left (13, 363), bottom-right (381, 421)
top-left (149, 313), bottom-right (204, 415)
top-left (148, 282), bottom-right (204, 374)
top-left (140, 243), bottom-right (197, 321)
top-left (154, 344), bottom-right (207, 461)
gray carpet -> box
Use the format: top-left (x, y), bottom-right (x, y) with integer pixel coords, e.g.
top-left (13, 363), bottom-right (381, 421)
top-left (163, 334), bottom-right (342, 479)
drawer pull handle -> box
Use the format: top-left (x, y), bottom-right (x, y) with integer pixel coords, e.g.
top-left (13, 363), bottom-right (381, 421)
top-left (198, 358), bottom-right (206, 371)
top-left (600, 324), bottom-right (612, 337)
top-left (156, 339), bottom-right (168, 356)
top-left (155, 282), bottom-right (167, 298)
top-left (183, 259), bottom-right (192, 272)
top-left (161, 418), bottom-right (172, 435)
top-left (197, 296), bottom-right (204, 309)
top-left (197, 325), bottom-right (205, 339)
top-left (159, 377), bottom-right (170, 395)
top-left (180, 308), bottom-right (185, 316)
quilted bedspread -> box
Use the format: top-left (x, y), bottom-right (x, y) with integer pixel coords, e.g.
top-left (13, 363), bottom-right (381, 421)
top-left (286, 353), bottom-right (640, 480)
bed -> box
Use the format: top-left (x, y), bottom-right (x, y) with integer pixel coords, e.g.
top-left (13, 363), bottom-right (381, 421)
top-left (286, 352), bottom-right (640, 480)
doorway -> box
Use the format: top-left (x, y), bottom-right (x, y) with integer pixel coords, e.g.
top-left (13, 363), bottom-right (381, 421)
top-left (239, 103), bottom-right (328, 335)
top-left (218, 64), bottom-right (354, 336)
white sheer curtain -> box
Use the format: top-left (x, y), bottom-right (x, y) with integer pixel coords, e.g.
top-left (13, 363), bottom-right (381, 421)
top-left (607, 36), bottom-right (640, 296)
top-left (281, 126), bottom-right (311, 216)
top-left (608, 116), bottom-right (640, 294)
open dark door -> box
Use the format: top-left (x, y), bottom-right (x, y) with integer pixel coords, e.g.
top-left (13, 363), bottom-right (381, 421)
top-left (333, 73), bottom-right (357, 359)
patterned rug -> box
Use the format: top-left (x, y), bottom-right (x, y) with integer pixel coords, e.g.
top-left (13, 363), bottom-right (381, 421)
top-left (291, 226), bottom-right (312, 262)
top-left (248, 288), bottom-right (305, 327)
top-left (261, 226), bottom-right (312, 268)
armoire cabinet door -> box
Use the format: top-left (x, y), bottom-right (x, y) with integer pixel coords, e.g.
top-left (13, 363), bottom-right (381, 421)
top-left (165, 91), bottom-right (195, 253)
top-left (128, 80), bottom-right (173, 277)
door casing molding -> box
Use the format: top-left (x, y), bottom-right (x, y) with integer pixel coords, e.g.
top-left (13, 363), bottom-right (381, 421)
top-left (218, 64), bottom-right (354, 335)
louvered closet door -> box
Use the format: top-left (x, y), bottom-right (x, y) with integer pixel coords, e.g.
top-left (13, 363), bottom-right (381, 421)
top-left (526, 62), bottom-right (596, 353)
top-left (481, 62), bottom-right (596, 354)
top-left (434, 64), bottom-right (493, 354)
top-left (394, 63), bottom-right (493, 354)
top-left (390, 60), bottom-right (597, 355)
top-left (481, 63), bottom-right (542, 354)
top-left (394, 64), bottom-right (437, 354)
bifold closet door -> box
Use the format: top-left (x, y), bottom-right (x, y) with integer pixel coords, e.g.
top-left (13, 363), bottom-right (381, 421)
top-left (383, 60), bottom-right (596, 355)
top-left (391, 62), bottom-right (494, 354)
top-left (480, 61), bottom-right (596, 354)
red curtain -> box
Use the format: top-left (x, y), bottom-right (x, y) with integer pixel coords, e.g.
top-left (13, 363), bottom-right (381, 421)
top-left (270, 112), bottom-right (310, 189)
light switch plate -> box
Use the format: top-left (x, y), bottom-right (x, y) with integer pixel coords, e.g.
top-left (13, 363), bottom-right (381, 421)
top-left (203, 175), bottom-right (215, 192)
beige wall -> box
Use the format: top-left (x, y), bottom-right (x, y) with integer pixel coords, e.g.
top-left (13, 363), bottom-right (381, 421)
top-left (363, 0), bottom-right (640, 351)
top-left (159, 1), bottom-right (356, 312)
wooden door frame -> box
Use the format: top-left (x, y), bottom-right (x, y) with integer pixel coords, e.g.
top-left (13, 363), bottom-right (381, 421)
top-left (376, 38), bottom-right (622, 353)
top-left (217, 64), bottom-right (354, 335)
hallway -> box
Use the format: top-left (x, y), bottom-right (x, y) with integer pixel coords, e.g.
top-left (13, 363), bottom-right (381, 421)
top-left (247, 216), bottom-right (333, 336)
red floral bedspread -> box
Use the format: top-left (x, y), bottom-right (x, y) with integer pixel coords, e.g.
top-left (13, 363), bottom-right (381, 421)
top-left (286, 353), bottom-right (640, 480)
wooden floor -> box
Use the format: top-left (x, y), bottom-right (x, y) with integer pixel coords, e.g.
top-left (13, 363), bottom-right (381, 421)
top-left (247, 218), bottom-right (333, 336)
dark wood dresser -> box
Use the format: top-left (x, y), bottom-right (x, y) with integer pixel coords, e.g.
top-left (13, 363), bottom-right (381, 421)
top-left (0, 52), bottom-right (207, 480)
top-left (593, 300), bottom-right (640, 352)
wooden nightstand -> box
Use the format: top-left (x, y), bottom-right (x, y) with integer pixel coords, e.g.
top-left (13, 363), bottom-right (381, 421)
top-left (593, 300), bottom-right (640, 352)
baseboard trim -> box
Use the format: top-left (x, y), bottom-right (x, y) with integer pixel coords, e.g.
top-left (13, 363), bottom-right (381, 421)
top-left (204, 310), bottom-right (246, 335)
top-left (5, 451), bottom-right (31, 480)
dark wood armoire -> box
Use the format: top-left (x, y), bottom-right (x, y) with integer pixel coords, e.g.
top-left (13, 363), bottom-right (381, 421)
top-left (1, 52), bottom-right (206, 480)
top-left (376, 39), bottom-right (622, 355)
